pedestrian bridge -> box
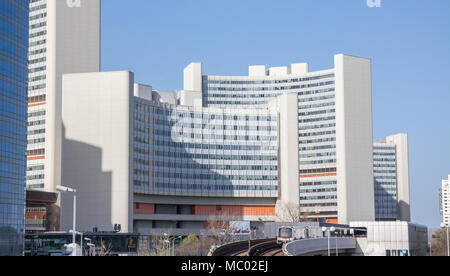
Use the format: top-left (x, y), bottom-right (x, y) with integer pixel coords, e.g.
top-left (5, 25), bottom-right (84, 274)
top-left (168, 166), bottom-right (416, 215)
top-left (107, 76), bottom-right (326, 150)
top-left (284, 237), bottom-right (357, 256)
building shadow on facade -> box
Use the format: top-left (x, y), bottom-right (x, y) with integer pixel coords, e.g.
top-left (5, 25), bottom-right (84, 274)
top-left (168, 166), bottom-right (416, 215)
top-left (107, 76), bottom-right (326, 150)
top-left (60, 126), bottom-right (113, 232)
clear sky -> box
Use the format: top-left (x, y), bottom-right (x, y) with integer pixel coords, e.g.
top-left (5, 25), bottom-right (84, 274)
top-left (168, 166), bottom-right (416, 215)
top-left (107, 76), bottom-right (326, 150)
top-left (101, 0), bottom-right (450, 227)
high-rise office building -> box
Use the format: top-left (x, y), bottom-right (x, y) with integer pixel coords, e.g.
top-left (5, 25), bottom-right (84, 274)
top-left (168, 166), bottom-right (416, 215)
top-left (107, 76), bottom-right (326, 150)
top-left (59, 54), bottom-right (379, 235)
top-left (182, 55), bottom-right (376, 224)
top-left (61, 71), bottom-right (279, 234)
top-left (26, 0), bottom-right (100, 193)
top-left (373, 134), bottom-right (411, 222)
top-left (0, 0), bottom-right (28, 256)
top-left (441, 176), bottom-right (450, 226)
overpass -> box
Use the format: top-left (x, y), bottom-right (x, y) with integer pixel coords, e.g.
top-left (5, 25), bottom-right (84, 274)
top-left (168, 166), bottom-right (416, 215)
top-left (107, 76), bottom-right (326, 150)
top-left (283, 237), bottom-right (357, 256)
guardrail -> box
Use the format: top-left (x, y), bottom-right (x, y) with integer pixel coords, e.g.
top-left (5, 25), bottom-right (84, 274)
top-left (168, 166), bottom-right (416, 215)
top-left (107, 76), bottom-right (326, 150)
top-left (284, 237), bottom-right (356, 256)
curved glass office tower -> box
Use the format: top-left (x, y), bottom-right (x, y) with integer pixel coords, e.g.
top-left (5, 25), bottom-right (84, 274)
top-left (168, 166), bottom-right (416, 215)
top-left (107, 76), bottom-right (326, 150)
top-left (0, 0), bottom-right (28, 256)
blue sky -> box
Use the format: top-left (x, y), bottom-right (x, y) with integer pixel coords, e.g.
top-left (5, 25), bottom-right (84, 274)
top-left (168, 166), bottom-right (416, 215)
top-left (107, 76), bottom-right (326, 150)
top-left (101, 0), bottom-right (450, 227)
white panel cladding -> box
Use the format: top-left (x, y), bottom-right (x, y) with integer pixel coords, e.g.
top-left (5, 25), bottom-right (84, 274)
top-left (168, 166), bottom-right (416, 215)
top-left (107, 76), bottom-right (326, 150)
top-left (249, 65), bottom-right (267, 77)
top-left (61, 71), bottom-right (133, 233)
top-left (291, 63), bottom-right (309, 75)
top-left (269, 66), bottom-right (290, 76)
top-left (350, 221), bottom-right (425, 256)
top-left (269, 94), bottom-right (300, 211)
top-left (335, 54), bottom-right (375, 224)
top-left (184, 62), bottom-right (203, 92)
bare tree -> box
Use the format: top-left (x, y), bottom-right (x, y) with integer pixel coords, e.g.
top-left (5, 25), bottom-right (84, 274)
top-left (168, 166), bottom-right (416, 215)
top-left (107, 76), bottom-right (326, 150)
top-left (431, 229), bottom-right (449, 256)
top-left (205, 210), bottom-right (243, 245)
top-left (147, 231), bottom-right (172, 256)
top-left (174, 234), bottom-right (219, 256)
top-left (98, 238), bottom-right (113, 256)
top-left (276, 202), bottom-right (314, 223)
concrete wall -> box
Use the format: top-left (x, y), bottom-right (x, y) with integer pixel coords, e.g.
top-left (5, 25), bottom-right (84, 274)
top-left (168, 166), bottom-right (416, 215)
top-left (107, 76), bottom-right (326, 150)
top-left (350, 221), bottom-right (428, 256)
top-left (184, 62), bottom-right (202, 92)
top-left (335, 54), bottom-right (375, 224)
top-left (178, 90), bottom-right (203, 107)
top-left (269, 94), bottom-right (300, 217)
top-left (291, 63), bottom-right (309, 75)
top-left (249, 65), bottom-right (267, 77)
top-left (61, 71), bottom-right (133, 233)
top-left (134, 84), bottom-right (153, 101)
top-left (153, 90), bottom-right (176, 105)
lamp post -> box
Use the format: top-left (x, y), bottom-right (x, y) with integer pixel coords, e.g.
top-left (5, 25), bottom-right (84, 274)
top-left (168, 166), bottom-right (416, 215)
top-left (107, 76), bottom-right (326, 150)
top-left (69, 230), bottom-right (83, 255)
top-left (56, 185), bottom-right (77, 256)
top-left (322, 226), bottom-right (336, 256)
top-left (441, 223), bottom-right (449, 257)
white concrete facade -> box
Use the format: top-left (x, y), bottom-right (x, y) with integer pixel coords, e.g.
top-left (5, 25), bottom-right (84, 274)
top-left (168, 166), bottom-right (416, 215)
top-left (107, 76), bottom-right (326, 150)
top-left (183, 62), bottom-right (202, 92)
top-left (61, 71), bottom-right (134, 233)
top-left (334, 54), bottom-right (375, 224)
top-left (27, 0), bottom-right (101, 194)
top-left (269, 94), bottom-right (300, 216)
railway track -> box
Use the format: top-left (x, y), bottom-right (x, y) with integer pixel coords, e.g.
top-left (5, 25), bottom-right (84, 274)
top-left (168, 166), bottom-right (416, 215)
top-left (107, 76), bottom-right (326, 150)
top-left (264, 249), bottom-right (284, 257)
top-left (211, 239), bottom-right (286, 256)
top-left (248, 240), bottom-right (283, 256)
top-left (211, 239), bottom-right (274, 256)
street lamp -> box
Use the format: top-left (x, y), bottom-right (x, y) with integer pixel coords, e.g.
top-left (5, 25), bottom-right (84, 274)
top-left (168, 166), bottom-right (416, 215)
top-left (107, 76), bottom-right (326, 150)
top-left (440, 223), bottom-right (449, 257)
top-left (56, 185), bottom-right (77, 256)
top-left (322, 226), bottom-right (336, 256)
top-left (69, 230), bottom-right (83, 255)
